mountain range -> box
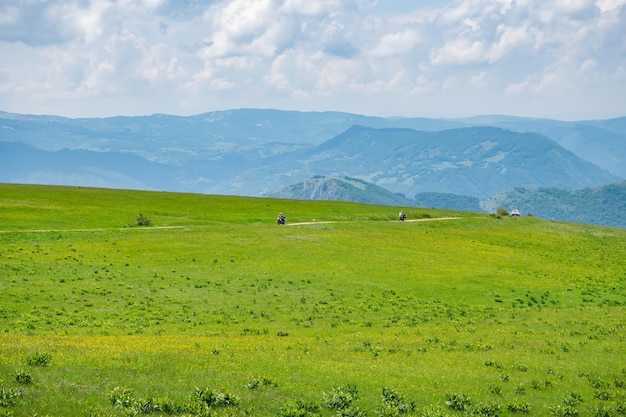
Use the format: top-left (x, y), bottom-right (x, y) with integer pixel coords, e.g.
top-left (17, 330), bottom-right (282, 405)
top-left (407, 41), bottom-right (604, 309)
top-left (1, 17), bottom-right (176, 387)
top-left (1, 109), bottom-right (624, 227)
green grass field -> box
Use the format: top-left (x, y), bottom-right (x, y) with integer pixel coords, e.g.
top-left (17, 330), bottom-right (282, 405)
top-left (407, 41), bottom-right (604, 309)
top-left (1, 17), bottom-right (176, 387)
top-left (1, 183), bottom-right (625, 417)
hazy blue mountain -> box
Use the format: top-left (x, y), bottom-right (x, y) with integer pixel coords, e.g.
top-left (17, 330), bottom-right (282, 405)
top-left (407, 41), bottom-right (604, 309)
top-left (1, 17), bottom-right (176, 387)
top-left (267, 176), bottom-right (415, 207)
top-left (454, 115), bottom-right (626, 178)
top-left (0, 141), bottom-right (184, 191)
top-left (238, 125), bottom-right (619, 198)
top-left (1, 109), bottom-right (623, 198)
top-left (0, 109), bottom-right (464, 152)
top-left (481, 182), bottom-right (626, 229)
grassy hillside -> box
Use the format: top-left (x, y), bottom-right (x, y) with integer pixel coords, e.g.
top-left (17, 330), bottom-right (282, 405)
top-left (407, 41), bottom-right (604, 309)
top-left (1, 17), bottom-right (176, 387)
top-left (0, 184), bottom-right (625, 417)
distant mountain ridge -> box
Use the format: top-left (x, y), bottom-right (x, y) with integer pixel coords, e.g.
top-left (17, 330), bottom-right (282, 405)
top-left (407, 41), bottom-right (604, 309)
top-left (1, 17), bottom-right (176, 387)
top-left (1, 108), bottom-right (625, 227)
top-left (242, 125), bottom-right (617, 198)
top-left (452, 115), bottom-right (626, 178)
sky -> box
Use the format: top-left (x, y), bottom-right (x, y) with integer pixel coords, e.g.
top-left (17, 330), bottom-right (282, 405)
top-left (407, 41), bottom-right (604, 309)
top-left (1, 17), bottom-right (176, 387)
top-left (0, 0), bottom-right (625, 120)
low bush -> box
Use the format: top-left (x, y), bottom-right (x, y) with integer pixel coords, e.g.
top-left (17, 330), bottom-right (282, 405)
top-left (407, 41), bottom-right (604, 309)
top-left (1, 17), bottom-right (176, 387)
top-left (14, 370), bottom-right (32, 385)
top-left (136, 213), bottom-right (153, 226)
top-left (0, 386), bottom-right (22, 407)
top-left (445, 393), bottom-right (472, 411)
top-left (26, 352), bottom-right (52, 366)
top-left (279, 400), bottom-right (321, 417)
top-left (378, 386), bottom-right (415, 415)
top-left (323, 385), bottom-right (359, 410)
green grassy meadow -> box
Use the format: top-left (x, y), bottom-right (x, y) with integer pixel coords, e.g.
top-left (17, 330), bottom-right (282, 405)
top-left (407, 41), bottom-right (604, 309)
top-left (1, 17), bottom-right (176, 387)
top-left (1, 183), bottom-right (625, 416)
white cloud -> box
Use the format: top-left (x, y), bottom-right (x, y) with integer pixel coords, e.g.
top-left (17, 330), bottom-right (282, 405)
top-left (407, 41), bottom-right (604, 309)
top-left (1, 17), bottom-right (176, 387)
top-left (0, 0), bottom-right (624, 119)
top-left (430, 38), bottom-right (486, 65)
top-left (470, 71), bottom-right (488, 88)
top-left (369, 29), bottom-right (421, 58)
top-left (596, 0), bottom-right (626, 12)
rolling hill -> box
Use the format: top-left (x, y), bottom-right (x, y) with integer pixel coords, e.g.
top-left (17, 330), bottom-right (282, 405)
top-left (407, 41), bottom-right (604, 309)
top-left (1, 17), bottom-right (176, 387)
top-left (0, 183), bottom-right (625, 416)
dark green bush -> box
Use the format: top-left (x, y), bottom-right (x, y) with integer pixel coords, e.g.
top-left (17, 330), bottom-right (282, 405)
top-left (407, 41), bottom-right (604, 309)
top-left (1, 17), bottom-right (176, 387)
top-left (136, 213), bottom-right (153, 227)
top-left (323, 385), bottom-right (358, 410)
top-left (15, 370), bottom-right (32, 385)
top-left (379, 386), bottom-right (415, 414)
top-left (445, 393), bottom-right (472, 411)
top-left (26, 352), bottom-right (52, 366)
top-left (279, 400), bottom-right (321, 417)
top-left (0, 386), bottom-right (22, 407)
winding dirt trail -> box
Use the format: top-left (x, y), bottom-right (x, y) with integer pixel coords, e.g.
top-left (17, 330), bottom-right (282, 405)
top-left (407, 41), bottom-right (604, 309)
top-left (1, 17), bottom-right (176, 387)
top-left (0, 217), bottom-right (473, 233)
top-left (0, 226), bottom-right (189, 234)
top-left (286, 217), bottom-right (465, 226)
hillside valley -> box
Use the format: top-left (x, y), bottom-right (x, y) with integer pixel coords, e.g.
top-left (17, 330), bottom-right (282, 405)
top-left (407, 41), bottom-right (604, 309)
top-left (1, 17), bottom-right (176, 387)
top-left (270, 176), bottom-right (626, 229)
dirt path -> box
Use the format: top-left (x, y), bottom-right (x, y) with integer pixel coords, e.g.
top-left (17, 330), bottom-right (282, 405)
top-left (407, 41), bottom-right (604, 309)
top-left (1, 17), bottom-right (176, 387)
top-left (287, 217), bottom-right (464, 226)
top-left (0, 226), bottom-right (188, 234)
top-left (0, 217), bottom-right (472, 233)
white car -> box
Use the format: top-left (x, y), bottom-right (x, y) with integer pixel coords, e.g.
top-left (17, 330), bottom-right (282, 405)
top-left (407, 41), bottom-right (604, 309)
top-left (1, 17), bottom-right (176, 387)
top-left (510, 209), bottom-right (521, 216)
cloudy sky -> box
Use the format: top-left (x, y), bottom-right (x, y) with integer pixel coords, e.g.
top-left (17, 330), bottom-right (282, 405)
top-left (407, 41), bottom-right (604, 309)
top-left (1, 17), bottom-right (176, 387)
top-left (1, 0), bottom-right (625, 120)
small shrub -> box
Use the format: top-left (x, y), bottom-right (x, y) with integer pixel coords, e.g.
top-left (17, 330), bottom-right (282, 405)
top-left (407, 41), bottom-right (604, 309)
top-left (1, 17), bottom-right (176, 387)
top-left (0, 386), bottom-right (22, 407)
top-left (484, 360), bottom-right (504, 369)
top-left (135, 397), bottom-right (159, 414)
top-left (279, 400), bottom-right (321, 417)
top-left (323, 385), bottom-right (358, 410)
top-left (589, 376), bottom-right (610, 389)
top-left (337, 406), bottom-right (367, 417)
top-left (550, 405), bottom-right (579, 417)
top-left (136, 213), bottom-right (153, 227)
top-left (108, 386), bottom-right (135, 409)
top-left (562, 392), bottom-right (584, 407)
top-left (214, 391), bottom-right (239, 407)
top-left (26, 352), bottom-right (52, 366)
top-left (496, 207), bottom-right (509, 216)
top-left (472, 403), bottom-right (502, 416)
top-left (594, 390), bottom-right (613, 401)
top-left (514, 363), bottom-right (528, 372)
top-left (444, 393), bottom-right (472, 411)
top-left (593, 406), bottom-right (614, 417)
top-left (14, 370), bottom-right (32, 385)
top-left (506, 401), bottom-right (530, 413)
top-left (378, 386), bottom-right (415, 414)
top-left (194, 388), bottom-right (239, 408)
top-left (245, 377), bottom-right (261, 390)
